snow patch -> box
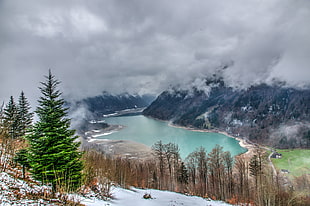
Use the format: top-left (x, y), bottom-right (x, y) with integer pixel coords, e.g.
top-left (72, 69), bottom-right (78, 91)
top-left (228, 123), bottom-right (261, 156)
top-left (0, 172), bottom-right (54, 205)
top-left (0, 170), bottom-right (232, 206)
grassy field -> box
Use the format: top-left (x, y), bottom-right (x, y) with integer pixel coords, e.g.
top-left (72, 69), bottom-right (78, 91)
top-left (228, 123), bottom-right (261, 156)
top-left (271, 149), bottom-right (310, 177)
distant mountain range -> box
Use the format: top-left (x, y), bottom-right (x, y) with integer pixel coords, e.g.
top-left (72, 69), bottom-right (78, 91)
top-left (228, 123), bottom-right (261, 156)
top-left (68, 92), bottom-right (155, 136)
top-left (71, 92), bottom-right (154, 119)
top-left (68, 84), bottom-right (310, 149)
top-left (143, 79), bottom-right (310, 149)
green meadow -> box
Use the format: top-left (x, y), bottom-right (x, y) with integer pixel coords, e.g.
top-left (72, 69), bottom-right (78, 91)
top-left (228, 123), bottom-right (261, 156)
top-left (271, 149), bottom-right (310, 177)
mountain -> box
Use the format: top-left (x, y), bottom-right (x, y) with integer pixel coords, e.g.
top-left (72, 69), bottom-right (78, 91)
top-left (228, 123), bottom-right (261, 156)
top-left (71, 92), bottom-right (154, 119)
top-left (143, 80), bottom-right (310, 149)
top-left (68, 92), bottom-right (155, 134)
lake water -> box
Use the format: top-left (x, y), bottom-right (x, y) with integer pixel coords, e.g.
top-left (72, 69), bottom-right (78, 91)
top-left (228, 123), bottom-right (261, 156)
top-left (98, 115), bottom-right (247, 159)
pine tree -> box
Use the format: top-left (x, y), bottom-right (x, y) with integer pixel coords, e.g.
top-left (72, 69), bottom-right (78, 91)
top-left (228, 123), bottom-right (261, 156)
top-left (26, 70), bottom-right (83, 192)
top-left (177, 161), bottom-right (189, 185)
top-left (4, 96), bottom-right (19, 138)
top-left (0, 102), bottom-right (5, 134)
top-left (14, 149), bottom-right (30, 179)
top-left (249, 154), bottom-right (262, 190)
top-left (17, 91), bottom-right (33, 136)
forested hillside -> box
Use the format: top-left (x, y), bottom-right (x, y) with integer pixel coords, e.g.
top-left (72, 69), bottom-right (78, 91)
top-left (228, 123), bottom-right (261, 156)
top-left (144, 80), bottom-right (310, 148)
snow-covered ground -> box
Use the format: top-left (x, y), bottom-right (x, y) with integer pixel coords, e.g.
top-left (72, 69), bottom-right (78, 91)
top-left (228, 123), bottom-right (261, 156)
top-left (80, 187), bottom-right (232, 206)
top-left (0, 171), bottom-right (231, 206)
top-left (0, 172), bottom-right (54, 206)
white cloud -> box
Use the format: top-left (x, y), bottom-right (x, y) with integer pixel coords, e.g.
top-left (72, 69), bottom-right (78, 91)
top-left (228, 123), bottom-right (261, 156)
top-left (70, 7), bottom-right (108, 37)
top-left (0, 0), bottom-right (309, 105)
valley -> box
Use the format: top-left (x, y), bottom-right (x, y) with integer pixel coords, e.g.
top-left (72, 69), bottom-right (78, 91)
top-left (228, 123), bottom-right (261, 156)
top-left (1, 0), bottom-right (310, 204)
top-left (271, 149), bottom-right (310, 177)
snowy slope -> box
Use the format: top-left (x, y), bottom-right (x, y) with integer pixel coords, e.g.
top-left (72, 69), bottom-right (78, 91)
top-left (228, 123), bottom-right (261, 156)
top-left (80, 187), bottom-right (232, 206)
top-left (0, 172), bottom-right (54, 206)
top-left (0, 170), bottom-right (231, 206)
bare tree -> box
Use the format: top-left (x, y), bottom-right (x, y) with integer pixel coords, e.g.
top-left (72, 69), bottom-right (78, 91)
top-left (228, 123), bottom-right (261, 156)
top-left (222, 151), bottom-right (234, 198)
top-left (234, 156), bottom-right (250, 203)
top-left (163, 142), bottom-right (180, 190)
top-left (208, 145), bottom-right (225, 199)
top-left (185, 147), bottom-right (208, 196)
top-left (185, 150), bottom-right (198, 194)
top-left (152, 140), bottom-right (166, 189)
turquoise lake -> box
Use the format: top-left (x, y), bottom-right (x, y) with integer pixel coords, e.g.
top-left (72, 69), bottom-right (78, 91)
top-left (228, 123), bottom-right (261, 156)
top-left (99, 115), bottom-right (247, 159)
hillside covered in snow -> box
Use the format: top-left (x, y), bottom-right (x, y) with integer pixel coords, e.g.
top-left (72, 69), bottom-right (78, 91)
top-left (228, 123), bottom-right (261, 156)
top-left (0, 170), bottom-right (231, 206)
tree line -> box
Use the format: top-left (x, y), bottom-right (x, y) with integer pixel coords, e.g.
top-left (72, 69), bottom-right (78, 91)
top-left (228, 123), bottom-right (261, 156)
top-left (82, 141), bottom-right (310, 206)
top-left (0, 91), bottom-right (33, 175)
top-left (1, 91), bottom-right (33, 139)
top-left (0, 70), bottom-right (83, 193)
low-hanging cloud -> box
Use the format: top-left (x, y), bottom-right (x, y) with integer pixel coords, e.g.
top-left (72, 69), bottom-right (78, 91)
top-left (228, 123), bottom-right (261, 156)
top-left (0, 0), bottom-right (309, 106)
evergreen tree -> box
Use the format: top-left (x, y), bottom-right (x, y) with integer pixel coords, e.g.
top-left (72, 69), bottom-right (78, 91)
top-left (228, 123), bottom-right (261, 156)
top-left (303, 130), bottom-right (310, 148)
top-left (26, 70), bottom-right (83, 192)
top-left (14, 149), bottom-right (30, 179)
top-left (249, 154), bottom-right (262, 189)
top-left (4, 96), bottom-right (19, 138)
top-left (249, 155), bottom-right (262, 177)
top-left (177, 161), bottom-right (189, 185)
top-left (17, 91), bottom-right (33, 136)
top-left (0, 102), bottom-right (5, 133)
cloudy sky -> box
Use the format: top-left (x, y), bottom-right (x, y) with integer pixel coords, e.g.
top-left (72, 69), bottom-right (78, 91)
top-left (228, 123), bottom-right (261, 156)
top-left (0, 0), bottom-right (309, 105)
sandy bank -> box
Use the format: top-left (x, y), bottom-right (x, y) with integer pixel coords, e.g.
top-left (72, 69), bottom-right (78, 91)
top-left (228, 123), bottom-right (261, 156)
top-left (84, 139), bottom-right (154, 160)
top-left (84, 124), bottom-right (125, 140)
top-left (82, 124), bottom-right (154, 160)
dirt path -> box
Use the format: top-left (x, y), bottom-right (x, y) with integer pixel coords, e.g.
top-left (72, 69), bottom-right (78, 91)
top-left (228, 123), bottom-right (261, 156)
top-left (267, 150), bottom-right (277, 176)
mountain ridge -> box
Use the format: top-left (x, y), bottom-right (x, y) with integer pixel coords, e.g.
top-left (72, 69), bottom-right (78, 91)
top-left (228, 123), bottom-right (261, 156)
top-left (143, 81), bottom-right (310, 149)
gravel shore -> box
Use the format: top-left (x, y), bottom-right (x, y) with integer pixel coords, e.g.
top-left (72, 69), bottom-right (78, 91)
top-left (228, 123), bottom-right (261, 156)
top-left (82, 124), bottom-right (154, 160)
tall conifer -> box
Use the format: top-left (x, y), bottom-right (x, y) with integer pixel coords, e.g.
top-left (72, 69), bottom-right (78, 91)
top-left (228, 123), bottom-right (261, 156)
top-left (4, 96), bottom-right (19, 138)
top-left (17, 91), bottom-right (33, 136)
top-left (26, 70), bottom-right (83, 191)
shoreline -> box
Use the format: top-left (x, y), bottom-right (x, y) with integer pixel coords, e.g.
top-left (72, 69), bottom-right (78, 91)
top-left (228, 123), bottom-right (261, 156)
top-left (82, 138), bottom-right (154, 160)
top-left (82, 123), bottom-right (154, 160)
top-left (84, 115), bottom-right (257, 159)
top-left (144, 115), bottom-right (257, 158)
top-left (84, 124), bottom-right (125, 141)
top-left (167, 122), bottom-right (257, 158)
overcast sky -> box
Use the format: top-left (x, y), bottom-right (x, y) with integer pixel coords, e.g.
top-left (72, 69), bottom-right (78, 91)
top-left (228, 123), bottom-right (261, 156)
top-left (0, 0), bottom-right (309, 105)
